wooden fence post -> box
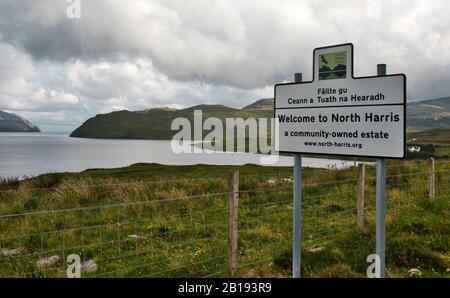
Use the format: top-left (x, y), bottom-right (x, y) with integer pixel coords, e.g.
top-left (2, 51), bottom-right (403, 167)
top-left (228, 170), bottom-right (239, 276)
top-left (429, 157), bottom-right (435, 202)
top-left (357, 163), bottom-right (365, 231)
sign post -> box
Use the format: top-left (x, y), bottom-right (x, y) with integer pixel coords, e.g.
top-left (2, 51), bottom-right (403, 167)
top-left (292, 73), bottom-right (302, 278)
top-left (375, 63), bottom-right (387, 278)
top-left (274, 44), bottom-right (406, 278)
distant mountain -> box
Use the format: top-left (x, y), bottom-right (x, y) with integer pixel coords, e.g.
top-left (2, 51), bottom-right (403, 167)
top-left (406, 97), bottom-right (450, 131)
top-left (181, 104), bottom-right (239, 113)
top-left (0, 110), bottom-right (40, 132)
top-left (243, 98), bottom-right (273, 110)
top-left (70, 96), bottom-right (450, 140)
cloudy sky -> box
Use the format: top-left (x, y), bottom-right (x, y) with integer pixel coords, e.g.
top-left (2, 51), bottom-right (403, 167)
top-left (0, 0), bottom-right (449, 132)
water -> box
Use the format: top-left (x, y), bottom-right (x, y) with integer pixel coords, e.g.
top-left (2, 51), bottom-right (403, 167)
top-left (0, 133), bottom-right (356, 178)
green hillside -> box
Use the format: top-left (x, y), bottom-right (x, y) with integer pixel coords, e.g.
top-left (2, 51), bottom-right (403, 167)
top-left (70, 97), bottom-right (450, 140)
top-left (409, 127), bottom-right (450, 144)
top-left (408, 127), bottom-right (450, 157)
top-left (407, 97), bottom-right (450, 130)
top-left (70, 100), bottom-right (273, 140)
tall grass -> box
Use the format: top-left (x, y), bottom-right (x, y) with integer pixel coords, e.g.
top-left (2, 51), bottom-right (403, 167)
top-left (0, 161), bottom-right (448, 278)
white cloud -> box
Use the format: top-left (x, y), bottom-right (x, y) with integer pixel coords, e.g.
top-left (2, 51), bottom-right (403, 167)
top-left (66, 57), bottom-right (271, 112)
top-left (67, 58), bottom-right (177, 104)
top-left (0, 42), bottom-right (80, 113)
top-left (0, 0), bottom-right (450, 131)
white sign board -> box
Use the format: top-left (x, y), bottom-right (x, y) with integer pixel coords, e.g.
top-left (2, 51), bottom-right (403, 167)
top-left (274, 44), bottom-right (406, 159)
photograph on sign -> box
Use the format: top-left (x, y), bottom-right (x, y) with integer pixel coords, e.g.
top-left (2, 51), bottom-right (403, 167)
top-left (319, 51), bottom-right (347, 80)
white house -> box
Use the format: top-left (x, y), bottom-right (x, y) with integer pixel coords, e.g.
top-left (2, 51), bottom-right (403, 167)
top-left (408, 146), bottom-right (421, 153)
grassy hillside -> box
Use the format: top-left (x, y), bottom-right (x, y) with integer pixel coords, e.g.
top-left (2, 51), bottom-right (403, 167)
top-left (407, 97), bottom-right (450, 131)
top-left (70, 101), bottom-right (273, 140)
top-left (70, 97), bottom-right (450, 140)
top-left (0, 161), bottom-right (449, 278)
top-left (408, 127), bottom-right (450, 157)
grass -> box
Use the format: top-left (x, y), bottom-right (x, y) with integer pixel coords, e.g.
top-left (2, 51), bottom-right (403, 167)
top-left (0, 160), bottom-right (449, 278)
top-left (408, 127), bottom-right (450, 157)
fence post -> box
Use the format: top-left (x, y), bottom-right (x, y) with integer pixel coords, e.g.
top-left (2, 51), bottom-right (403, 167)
top-left (228, 170), bottom-right (239, 276)
top-left (429, 157), bottom-right (435, 202)
top-left (357, 163), bottom-right (365, 231)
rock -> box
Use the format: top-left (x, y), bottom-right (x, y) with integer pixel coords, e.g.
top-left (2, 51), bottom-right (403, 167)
top-left (281, 178), bottom-right (293, 183)
top-left (0, 247), bottom-right (25, 256)
top-left (36, 255), bottom-right (60, 268)
top-left (244, 269), bottom-right (257, 278)
top-left (267, 178), bottom-right (293, 185)
top-left (307, 247), bottom-right (324, 253)
top-left (408, 268), bottom-right (422, 277)
top-left (81, 260), bottom-right (98, 272)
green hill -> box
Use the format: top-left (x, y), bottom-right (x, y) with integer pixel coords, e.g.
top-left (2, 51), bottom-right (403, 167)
top-left (70, 96), bottom-right (450, 140)
top-left (409, 127), bottom-right (450, 144)
top-left (70, 100), bottom-right (273, 140)
top-left (408, 127), bottom-right (450, 157)
top-left (407, 97), bottom-right (450, 131)
top-left (243, 98), bottom-right (274, 110)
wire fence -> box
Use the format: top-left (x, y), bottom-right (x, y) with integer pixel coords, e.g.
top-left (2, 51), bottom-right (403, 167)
top-left (0, 159), bottom-right (448, 278)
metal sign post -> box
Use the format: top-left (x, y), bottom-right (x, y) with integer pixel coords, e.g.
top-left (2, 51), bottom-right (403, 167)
top-left (274, 44), bottom-right (406, 279)
top-left (293, 73), bottom-right (302, 278)
top-left (274, 44), bottom-right (406, 159)
top-left (376, 64), bottom-right (387, 278)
